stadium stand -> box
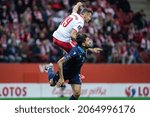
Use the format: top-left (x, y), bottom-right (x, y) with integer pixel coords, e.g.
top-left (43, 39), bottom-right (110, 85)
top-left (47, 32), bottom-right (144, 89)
top-left (0, 0), bottom-right (150, 63)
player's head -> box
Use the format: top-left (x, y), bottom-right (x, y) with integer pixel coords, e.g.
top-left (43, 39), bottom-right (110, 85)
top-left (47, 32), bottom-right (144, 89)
top-left (76, 34), bottom-right (93, 48)
top-left (80, 8), bottom-right (93, 23)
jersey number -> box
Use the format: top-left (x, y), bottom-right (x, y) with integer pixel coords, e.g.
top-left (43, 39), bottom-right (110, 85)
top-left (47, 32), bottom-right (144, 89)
top-left (61, 17), bottom-right (73, 27)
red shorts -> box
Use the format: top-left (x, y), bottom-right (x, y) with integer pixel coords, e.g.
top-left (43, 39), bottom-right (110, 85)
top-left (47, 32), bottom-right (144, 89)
top-left (53, 37), bottom-right (77, 53)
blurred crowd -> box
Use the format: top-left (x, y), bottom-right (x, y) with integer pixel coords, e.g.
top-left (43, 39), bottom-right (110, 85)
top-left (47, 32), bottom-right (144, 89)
top-left (0, 0), bottom-right (150, 63)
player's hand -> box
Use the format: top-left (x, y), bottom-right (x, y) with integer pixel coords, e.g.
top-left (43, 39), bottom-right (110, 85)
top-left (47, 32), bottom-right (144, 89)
top-left (92, 48), bottom-right (103, 53)
top-left (56, 78), bottom-right (65, 87)
top-left (76, 2), bottom-right (83, 7)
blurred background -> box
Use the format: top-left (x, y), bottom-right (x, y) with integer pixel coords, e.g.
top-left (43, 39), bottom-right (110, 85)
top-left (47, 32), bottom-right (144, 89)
top-left (0, 0), bottom-right (150, 99)
top-left (0, 0), bottom-right (150, 64)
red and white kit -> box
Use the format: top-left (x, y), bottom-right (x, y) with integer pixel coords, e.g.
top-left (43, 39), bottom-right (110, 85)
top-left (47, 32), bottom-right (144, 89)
top-left (53, 12), bottom-right (84, 52)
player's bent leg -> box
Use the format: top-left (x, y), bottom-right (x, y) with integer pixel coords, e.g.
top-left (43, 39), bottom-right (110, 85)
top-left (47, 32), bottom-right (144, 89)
top-left (48, 68), bottom-right (54, 80)
top-left (45, 63), bottom-right (56, 86)
top-left (48, 69), bottom-right (56, 86)
top-left (69, 84), bottom-right (81, 100)
top-left (50, 72), bottom-right (60, 87)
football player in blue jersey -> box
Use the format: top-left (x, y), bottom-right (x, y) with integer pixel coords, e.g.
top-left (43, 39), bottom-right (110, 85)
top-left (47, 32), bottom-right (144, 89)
top-left (45, 34), bottom-right (102, 100)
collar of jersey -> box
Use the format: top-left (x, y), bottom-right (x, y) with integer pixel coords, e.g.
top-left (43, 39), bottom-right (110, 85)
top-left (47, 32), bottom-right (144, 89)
top-left (77, 46), bottom-right (85, 53)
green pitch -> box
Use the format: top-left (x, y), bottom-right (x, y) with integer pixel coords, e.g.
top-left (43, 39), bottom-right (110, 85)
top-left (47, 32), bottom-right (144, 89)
top-left (0, 97), bottom-right (150, 100)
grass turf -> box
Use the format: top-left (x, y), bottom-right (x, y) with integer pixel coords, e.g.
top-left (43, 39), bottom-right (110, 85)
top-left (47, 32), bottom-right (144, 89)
top-left (0, 97), bottom-right (150, 100)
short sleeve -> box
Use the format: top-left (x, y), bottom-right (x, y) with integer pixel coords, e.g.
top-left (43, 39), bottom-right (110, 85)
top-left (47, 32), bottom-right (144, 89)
top-left (73, 22), bottom-right (84, 32)
top-left (64, 48), bottom-right (78, 62)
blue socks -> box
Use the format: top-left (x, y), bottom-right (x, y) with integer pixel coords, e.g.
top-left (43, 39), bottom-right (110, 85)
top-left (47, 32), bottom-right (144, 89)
top-left (48, 68), bottom-right (55, 81)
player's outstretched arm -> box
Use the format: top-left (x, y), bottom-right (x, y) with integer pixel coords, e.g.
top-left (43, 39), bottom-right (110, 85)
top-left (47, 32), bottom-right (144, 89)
top-left (72, 2), bottom-right (83, 13)
top-left (88, 48), bottom-right (103, 54)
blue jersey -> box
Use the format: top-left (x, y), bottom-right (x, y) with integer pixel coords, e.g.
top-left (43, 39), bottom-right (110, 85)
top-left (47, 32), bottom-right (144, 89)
top-left (63, 45), bottom-right (86, 77)
top-left (52, 45), bottom-right (86, 84)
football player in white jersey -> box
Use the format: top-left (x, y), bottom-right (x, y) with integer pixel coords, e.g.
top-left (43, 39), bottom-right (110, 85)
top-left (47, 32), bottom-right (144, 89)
top-left (53, 2), bottom-right (102, 53)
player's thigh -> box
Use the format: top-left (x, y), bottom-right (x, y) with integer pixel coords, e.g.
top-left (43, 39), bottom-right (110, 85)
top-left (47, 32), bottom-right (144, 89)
top-left (53, 37), bottom-right (77, 52)
top-left (71, 84), bottom-right (81, 95)
top-left (53, 38), bottom-right (72, 52)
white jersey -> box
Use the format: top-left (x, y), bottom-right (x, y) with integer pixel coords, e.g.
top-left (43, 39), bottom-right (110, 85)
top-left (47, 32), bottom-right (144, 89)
top-left (53, 13), bottom-right (84, 42)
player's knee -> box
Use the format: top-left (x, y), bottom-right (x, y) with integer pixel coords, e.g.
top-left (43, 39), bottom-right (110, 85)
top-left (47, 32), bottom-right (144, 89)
top-left (49, 80), bottom-right (56, 87)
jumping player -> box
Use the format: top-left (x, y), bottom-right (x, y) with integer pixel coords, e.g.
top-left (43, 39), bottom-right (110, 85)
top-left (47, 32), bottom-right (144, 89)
top-left (53, 2), bottom-right (101, 53)
top-left (45, 34), bottom-right (99, 100)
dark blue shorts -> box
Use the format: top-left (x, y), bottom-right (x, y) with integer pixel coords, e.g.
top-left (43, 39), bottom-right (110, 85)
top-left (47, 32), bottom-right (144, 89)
top-left (53, 72), bottom-right (82, 85)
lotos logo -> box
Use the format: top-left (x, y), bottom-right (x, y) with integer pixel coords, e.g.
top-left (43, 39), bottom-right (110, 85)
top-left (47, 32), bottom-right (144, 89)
top-left (125, 86), bottom-right (136, 97)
